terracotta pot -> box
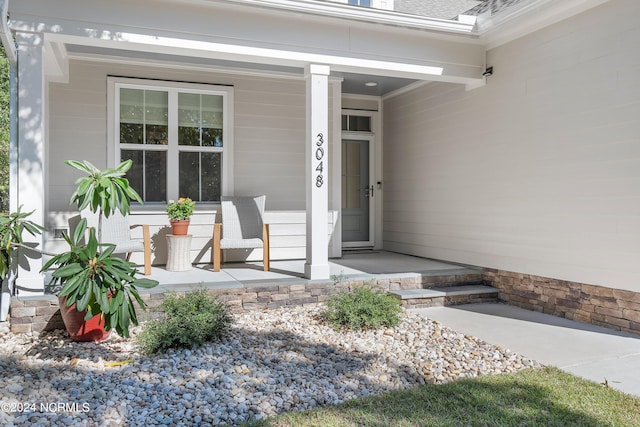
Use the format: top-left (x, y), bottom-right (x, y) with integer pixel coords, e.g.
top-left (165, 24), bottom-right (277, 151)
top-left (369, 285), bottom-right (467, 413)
top-left (58, 295), bottom-right (111, 342)
top-left (170, 219), bottom-right (190, 235)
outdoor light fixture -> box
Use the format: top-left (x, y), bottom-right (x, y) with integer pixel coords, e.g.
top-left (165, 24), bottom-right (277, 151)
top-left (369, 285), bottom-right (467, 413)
top-left (482, 66), bottom-right (493, 77)
top-left (365, 82), bottom-right (378, 87)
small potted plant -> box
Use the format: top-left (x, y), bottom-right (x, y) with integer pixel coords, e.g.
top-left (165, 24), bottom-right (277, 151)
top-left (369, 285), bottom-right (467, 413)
top-left (166, 197), bottom-right (195, 235)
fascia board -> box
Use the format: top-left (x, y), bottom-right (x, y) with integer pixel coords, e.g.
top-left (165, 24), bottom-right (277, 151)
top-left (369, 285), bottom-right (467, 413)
top-left (46, 32), bottom-right (449, 79)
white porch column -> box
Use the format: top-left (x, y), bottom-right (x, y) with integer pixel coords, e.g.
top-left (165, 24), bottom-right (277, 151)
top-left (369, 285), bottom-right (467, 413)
top-left (304, 64), bottom-right (330, 280)
top-left (14, 32), bottom-right (46, 294)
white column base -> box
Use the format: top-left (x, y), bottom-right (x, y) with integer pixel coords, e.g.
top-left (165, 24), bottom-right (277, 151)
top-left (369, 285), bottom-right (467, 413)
top-left (304, 262), bottom-right (330, 281)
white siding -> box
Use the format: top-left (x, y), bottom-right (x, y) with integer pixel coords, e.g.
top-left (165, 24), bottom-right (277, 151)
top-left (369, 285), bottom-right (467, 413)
top-left (383, 0), bottom-right (640, 291)
top-left (46, 60), bottom-right (338, 260)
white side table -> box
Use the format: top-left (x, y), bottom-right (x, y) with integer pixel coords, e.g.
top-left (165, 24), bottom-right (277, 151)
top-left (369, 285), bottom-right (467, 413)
top-left (166, 234), bottom-right (192, 271)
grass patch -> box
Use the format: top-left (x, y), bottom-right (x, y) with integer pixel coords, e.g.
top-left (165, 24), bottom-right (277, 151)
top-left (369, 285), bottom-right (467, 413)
top-left (245, 367), bottom-right (640, 426)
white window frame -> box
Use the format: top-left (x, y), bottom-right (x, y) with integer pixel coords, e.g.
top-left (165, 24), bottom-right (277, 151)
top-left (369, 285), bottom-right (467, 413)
top-left (107, 77), bottom-right (234, 206)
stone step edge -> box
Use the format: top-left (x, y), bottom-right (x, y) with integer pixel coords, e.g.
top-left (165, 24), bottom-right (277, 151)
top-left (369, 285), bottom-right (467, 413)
top-left (373, 267), bottom-right (482, 279)
top-left (389, 285), bottom-right (498, 300)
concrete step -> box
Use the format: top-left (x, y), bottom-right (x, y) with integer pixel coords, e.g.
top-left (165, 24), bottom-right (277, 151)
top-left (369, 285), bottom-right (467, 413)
top-left (389, 285), bottom-right (499, 309)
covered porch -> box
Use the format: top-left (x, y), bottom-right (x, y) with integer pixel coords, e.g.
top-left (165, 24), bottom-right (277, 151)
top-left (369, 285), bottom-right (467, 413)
top-left (141, 250), bottom-right (478, 293)
top-left (6, 0), bottom-right (488, 296)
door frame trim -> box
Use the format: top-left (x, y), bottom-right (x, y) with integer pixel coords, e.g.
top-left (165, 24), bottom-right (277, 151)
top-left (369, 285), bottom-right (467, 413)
top-left (341, 132), bottom-right (376, 248)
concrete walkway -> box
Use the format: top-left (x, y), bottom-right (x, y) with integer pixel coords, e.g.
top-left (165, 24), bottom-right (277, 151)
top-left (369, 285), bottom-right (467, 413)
top-left (412, 303), bottom-right (640, 397)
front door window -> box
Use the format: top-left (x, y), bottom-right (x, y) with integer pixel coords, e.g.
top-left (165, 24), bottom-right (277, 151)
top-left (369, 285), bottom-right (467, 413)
top-left (342, 139), bottom-right (371, 243)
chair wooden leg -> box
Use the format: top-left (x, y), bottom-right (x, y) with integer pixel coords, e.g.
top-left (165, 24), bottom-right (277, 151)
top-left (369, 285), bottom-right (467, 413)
top-left (213, 223), bottom-right (222, 272)
top-left (142, 224), bottom-right (152, 276)
top-left (263, 223), bottom-right (270, 272)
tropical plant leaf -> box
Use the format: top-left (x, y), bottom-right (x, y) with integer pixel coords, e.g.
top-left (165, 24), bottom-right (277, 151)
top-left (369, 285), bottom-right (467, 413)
top-left (132, 278), bottom-right (159, 288)
top-left (71, 219), bottom-right (87, 246)
top-left (76, 281), bottom-right (93, 312)
top-left (120, 297), bottom-right (130, 331)
top-left (52, 263), bottom-right (84, 278)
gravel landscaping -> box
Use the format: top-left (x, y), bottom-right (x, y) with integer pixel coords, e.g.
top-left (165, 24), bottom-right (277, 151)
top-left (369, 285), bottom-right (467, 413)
top-left (0, 305), bottom-right (541, 426)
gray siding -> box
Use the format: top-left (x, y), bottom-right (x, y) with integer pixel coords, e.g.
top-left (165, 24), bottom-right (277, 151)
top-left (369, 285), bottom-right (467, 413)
top-left (383, 0), bottom-right (640, 291)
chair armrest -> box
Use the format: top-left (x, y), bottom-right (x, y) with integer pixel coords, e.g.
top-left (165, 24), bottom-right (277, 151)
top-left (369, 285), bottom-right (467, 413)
top-left (130, 224), bottom-right (152, 275)
top-left (262, 223), bottom-right (270, 271)
top-left (213, 223), bottom-right (222, 271)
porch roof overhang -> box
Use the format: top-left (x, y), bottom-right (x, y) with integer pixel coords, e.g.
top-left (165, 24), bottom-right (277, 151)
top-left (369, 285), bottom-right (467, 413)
top-left (8, 0), bottom-right (488, 92)
top-left (6, 0), bottom-right (611, 94)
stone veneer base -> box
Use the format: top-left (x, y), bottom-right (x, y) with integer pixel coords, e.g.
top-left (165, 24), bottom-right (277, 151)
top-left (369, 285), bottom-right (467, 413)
top-left (9, 271), bottom-right (485, 334)
top-left (485, 269), bottom-right (640, 335)
top-left (11, 268), bottom-right (640, 336)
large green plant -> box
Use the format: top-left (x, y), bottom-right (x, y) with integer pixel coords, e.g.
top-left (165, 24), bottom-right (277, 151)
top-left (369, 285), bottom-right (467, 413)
top-left (42, 219), bottom-right (156, 337)
top-left (0, 206), bottom-right (44, 279)
top-left (43, 159), bottom-right (158, 338)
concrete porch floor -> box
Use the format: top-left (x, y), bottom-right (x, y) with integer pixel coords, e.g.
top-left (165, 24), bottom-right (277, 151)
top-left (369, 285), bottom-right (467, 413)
top-left (142, 251), bottom-right (476, 293)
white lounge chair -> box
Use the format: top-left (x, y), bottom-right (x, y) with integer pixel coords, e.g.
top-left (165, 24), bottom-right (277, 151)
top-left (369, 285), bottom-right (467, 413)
top-left (212, 195), bottom-right (270, 272)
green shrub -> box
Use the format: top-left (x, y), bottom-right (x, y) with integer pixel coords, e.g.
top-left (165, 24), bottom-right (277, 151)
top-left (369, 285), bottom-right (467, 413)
top-left (325, 285), bottom-right (402, 330)
top-left (136, 290), bottom-right (233, 354)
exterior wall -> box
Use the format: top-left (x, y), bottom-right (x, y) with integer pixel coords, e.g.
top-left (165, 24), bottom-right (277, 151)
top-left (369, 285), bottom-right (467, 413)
top-left (382, 0), bottom-right (640, 292)
top-left (46, 59), bottom-right (339, 263)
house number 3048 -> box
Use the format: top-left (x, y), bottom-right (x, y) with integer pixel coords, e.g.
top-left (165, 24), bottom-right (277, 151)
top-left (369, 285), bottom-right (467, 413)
top-left (315, 133), bottom-right (325, 188)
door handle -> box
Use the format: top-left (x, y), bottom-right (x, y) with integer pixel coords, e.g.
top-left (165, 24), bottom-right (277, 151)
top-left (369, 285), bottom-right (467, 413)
top-left (364, 185), bottom-right (373, 198)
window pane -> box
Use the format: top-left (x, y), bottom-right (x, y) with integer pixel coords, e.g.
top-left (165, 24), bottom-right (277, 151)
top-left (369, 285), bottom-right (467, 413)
top-left (348, 115), bottom-right (371, 132)
top-left (179, 152), bottom-right (199, 200)
top-left (202, 128), bottom-right (223, 148)
top-left (145, 151), bottom-right (167, 202)
top-left (122, 150), bottom-right (143, 197)
top-left (202, 95), bottom-right (223, 147)
top-left (341, 115), bottom-right (348, 131)
top-left (202, 152), bottom-right (221, 202)
top-left (145, 91), bottom-right (168, 145)
top-left (179, 152), bottom-right (222, 202)
top-left (120, 123), bottom-right (143, 144)
top-left (120, 89), bottom-right (143, 123)
top-left (121, 149), bottom-right (166, 202)
top-left (178, 93), bottom-right (200, 147)
top-left (146, 124), bottom-right (168, 145)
